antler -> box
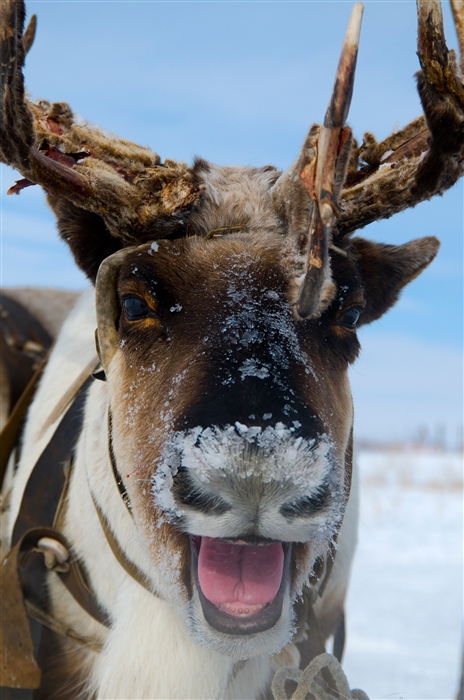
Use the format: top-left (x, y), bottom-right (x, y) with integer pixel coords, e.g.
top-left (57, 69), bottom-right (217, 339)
top-left (1, 0), bottom-right (35, 182)
top-left (295, 3), bottom-right (363, 318)
top-left (2, 0), bottom-right (463, 275)
top-left (336, 0), bottom-right (464, 238)
top-left (271, 4), bottom-right (363, 319)
top-left (0, 0), bottom-right (200, 244)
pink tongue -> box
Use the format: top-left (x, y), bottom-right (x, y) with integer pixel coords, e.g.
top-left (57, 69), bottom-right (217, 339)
top-left (197, 536), bottom-right (284, 614)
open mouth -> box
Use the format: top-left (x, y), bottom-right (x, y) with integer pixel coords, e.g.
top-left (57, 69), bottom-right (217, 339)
top-left (190, 535), bottom-right (291, 635)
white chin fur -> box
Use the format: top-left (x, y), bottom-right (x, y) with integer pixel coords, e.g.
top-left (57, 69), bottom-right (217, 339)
top-left (187, 584), bottom-right (295, 659)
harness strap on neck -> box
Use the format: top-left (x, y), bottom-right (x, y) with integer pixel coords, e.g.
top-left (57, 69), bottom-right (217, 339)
top-left (0, 293), bottom-right (52, 415)
top-left (90, 489), bottom-right (157, 598)
top-left (40, 356), bottom-right (99, 434)
top-left (1, 373), bottom-right (110, 691)
top-left (0, 354), bottom-right (48, 489)
top-left (55, 535), bottom-right (110, 627)
top-left (25, 600), bottom-right (103, 654)
top-left (107, 410), bottom-right (132, 514)
top-left (12, 376), bottom-right (94, 544)
top-left (1, 525), bottom-right (108, 689)
top-left (1, 531), bottom-right (42, 689)
top-left (11, 374), bottom-right (111, 628)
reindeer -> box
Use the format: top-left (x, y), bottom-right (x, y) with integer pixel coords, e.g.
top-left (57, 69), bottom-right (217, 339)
top-left (1, 0), bottom-right (463, 698)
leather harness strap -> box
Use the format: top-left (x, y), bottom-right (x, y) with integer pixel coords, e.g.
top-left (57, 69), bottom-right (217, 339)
top-left (11, 374), bottom-right (110, 627)
top-left (24, 600), bottom-right (103, 654)
top-left (1, 526), bottom-right (109, 687)
top-left (107, 409), bottom-right (132, 514)
top-left (2, 530), bottom-right (47, 689)
top-left (0, 355), bottom-right (48, 487)
top-left (90, 489), bottom-right (154, 596)
top-left (1, 374), bottom-right (110, 690)
top-left (12, 377), bottom-right (93, 544)
top-left (39, 356), bottom-right (100, 434)
top-left (0, 293), bottom-right (54, 488)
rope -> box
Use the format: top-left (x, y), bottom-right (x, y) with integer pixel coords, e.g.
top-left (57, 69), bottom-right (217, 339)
top-left (271, 652), bottom-right (370, 700)
top-left (25, 600), bottom-right (103, 654)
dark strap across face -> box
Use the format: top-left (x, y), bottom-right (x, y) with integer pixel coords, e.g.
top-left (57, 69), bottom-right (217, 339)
top-left (107, 409), bottom-right (132, 514)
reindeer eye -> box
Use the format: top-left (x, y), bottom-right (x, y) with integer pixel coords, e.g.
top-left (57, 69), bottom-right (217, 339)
top-left (123, 295), bottom-right (151, 320)
top-left (338, 306), bottom-right (363, 329)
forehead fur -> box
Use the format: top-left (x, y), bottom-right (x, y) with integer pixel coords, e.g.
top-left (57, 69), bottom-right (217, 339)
top-left (118, 233), bottom-right (289, 300)
top-left (189, 161), bottom-right (284, 237)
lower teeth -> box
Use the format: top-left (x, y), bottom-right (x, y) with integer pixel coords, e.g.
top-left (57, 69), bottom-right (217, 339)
top-left (219, 603), bottom-right (263, 615)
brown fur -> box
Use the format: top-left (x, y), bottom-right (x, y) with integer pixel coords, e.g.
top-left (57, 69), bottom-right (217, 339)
top-left (350, 236), bottom-right (440, 325)
top-left (0, 287), bottom-right (79, 428)
top-left (5, 287), bottom-right (79, 338)
top-left (34, 628), bottom-right (95, 700)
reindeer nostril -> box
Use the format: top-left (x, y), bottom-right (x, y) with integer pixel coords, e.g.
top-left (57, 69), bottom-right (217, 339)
top-left (173, 467), bottom-right (232, 516)
top-left (279, 484), bottom-right (331, 520)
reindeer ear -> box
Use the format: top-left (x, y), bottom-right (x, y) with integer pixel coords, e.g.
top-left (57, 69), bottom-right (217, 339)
top-left (352, 236), bottom-right (440, 326)
top-left (47, 196), bottom-right (122, 284)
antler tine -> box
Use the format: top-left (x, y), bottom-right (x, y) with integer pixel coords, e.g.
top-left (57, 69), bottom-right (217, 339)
top-left (414, 0), bottom-right (464, 190)
top-left (318, 2), bottom-right (363, 223)
top-left (336, 0), bottom-right (464, 238)
top-left (1, 0), bottom-right (94, 199)
top-left (22, 13), bottom-right (37, 55)
top-left (417, 0), bottom-right (448, 64)
top-left (295, 2), bottom-right (363, 319)
top-left (451, 0), bottom-right (464, 73)
top-left (0, 0), bottom-right (34, 175)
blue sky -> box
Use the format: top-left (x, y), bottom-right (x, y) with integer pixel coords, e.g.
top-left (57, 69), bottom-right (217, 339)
top-left (1, 0), bottom-right (462, 445)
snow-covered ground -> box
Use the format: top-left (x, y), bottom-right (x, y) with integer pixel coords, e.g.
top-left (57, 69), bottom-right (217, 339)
top-left (342, 449), bottom-right (463, 700)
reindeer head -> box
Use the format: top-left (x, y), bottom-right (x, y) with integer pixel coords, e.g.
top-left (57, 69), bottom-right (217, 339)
top-left (94, 175), bottom-right (438, 656)
top-left (2, 0), bottom-right (463, 658)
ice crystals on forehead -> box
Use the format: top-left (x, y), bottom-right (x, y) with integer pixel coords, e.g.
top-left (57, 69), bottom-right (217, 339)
top-left (239, 358), bottom-right (270, 380)
top-left (218, 270), bottom-right (318, 382)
